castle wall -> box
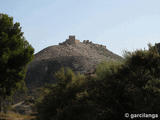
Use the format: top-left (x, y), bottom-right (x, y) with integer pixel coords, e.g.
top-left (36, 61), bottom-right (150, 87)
top-left (83, 40), bottom-right (106, 49)
top-left (59, 36), bottom-right (106, 49)
top-left (75, 39), bottom-right (80, 44)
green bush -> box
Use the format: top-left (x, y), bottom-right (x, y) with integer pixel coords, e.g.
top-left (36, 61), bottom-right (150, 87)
top-left (36, 68), bottom-right (97, 120)
top-left (36, 44), bottom-right (160, 120)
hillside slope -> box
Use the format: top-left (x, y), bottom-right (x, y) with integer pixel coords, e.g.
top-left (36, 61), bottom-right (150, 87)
top-left (25, 36), bottom-right (122, 88)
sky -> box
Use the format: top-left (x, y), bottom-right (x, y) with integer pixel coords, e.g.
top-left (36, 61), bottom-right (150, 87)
top-left (1, 0), bottom-right (160, 56)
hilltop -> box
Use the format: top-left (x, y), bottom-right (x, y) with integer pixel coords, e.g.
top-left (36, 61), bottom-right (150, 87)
top-left (25, 36), bottom-right (122, 88)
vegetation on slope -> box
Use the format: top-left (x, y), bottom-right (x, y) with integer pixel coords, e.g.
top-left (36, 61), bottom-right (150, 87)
top-left (36, 44), bottom-right (160, 120)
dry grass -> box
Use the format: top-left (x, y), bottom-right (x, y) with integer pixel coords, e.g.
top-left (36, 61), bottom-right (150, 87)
top-left (0, 112), bottom-right (35, 120)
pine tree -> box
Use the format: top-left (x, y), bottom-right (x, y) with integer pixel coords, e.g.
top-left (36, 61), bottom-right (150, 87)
top-left (0, 13), bottom-right (34, 112)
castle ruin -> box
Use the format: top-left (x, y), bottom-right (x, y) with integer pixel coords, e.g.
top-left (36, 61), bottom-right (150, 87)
top-left (59, 35), bottom-right (106, 49)
top-left (83, 40), bottom-right (106, 49)
top-left (59, 35), bottom-right (80, 45)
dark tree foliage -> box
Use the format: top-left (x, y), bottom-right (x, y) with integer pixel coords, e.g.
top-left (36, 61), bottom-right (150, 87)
top-left (36, 68), bottom-right (97, 120)
top-left (36, 45), bottom-right (160, 120)
top-left (0, 13), bottom-right (34, 112)
top-left (91, 45), bottom-right (160, 119)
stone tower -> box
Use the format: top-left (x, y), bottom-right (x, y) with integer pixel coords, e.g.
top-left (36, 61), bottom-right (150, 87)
top-left (59, 35), bottom-right (80, 45)
top-left (69, 35), bottom-right (76, 41)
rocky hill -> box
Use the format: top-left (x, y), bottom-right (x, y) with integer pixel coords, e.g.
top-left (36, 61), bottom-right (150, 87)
top-left (25, 36), bottom-right (122, 88)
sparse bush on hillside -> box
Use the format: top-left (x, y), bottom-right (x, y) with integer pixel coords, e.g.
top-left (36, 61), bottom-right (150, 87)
top-left (36, 44), bottom-right (160, 120)
top-left (95, 61), bottom-right (122, 80)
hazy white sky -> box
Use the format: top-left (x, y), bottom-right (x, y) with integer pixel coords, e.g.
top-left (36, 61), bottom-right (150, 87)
top-left (1, 0), bottom-right (160, 56)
